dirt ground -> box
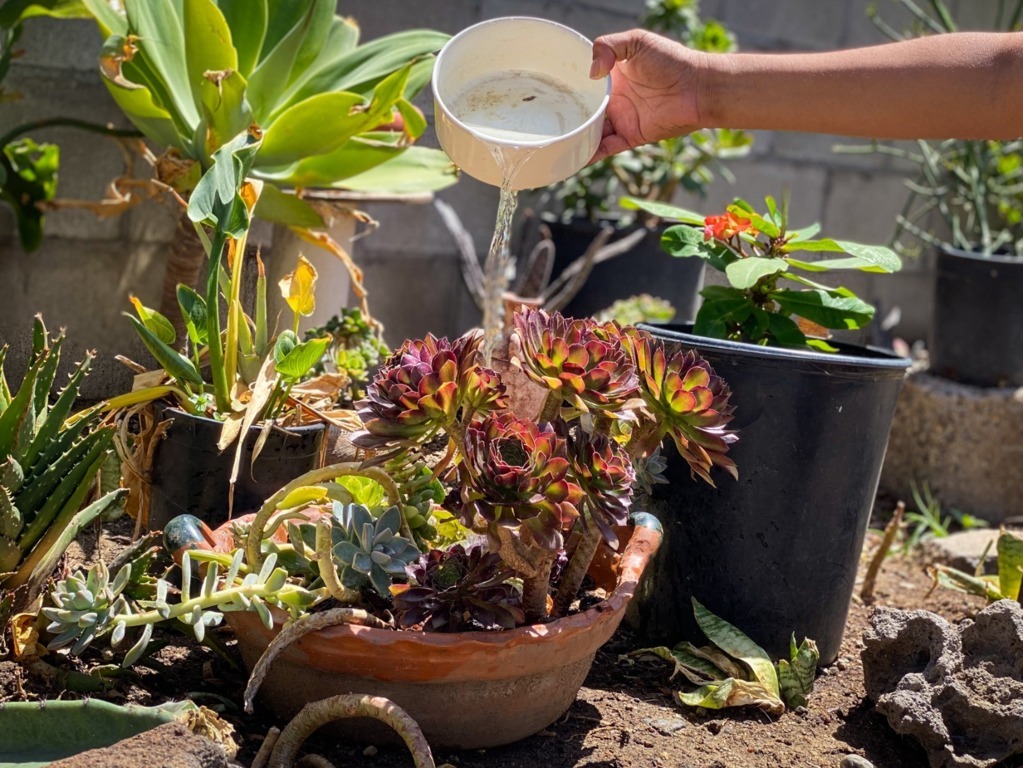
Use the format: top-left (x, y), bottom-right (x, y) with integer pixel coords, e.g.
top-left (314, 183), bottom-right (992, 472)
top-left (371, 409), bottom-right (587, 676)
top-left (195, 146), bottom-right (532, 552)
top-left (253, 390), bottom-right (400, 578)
top-left (0, 512), bottom-right (995, 768)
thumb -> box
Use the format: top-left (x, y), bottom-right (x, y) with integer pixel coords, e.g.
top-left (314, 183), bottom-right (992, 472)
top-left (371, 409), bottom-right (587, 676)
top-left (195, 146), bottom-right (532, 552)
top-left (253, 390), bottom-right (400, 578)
top-left (590, 30), bottom-right (647, 79)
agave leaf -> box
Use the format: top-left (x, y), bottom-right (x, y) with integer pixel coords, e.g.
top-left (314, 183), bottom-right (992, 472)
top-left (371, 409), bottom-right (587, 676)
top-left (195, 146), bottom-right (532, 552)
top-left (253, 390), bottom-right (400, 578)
top-left (216, 0), bottom-right (267, 77)
top-left (692, 598), bottom-right (780, 697)
top-left (997, 530), bottom-right (1023, 601)
top-left (257, 91), bottom-right (369, 167)
top-left (182, 0), bottom-right (237, 119)
top-left (331, 146), bottom-right (458, 194)
top-left (251, 183), bottom-right (324, 229)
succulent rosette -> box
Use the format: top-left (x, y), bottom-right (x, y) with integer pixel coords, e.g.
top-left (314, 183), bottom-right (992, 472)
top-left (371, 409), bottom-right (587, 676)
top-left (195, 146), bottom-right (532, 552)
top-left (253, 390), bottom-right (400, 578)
top-left (352, 332), bottom-right (506, 449)
top-left (512, 309), bottom-right (639, 415)
top-left (459, 412), bottom-right (582, 551)
top-left (392, 543), bottom-right (524, 631)
top-left (562, 426), bottom-right (636, 548)
top-left (624, 331), bottom-right (738, 485)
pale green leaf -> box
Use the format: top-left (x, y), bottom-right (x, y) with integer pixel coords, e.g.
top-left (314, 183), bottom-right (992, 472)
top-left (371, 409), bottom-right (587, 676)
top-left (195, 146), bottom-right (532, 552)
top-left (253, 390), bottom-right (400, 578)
top-left (274, 335), bottom-right (331, 380)
top-left (725, 257), bottom-right (787, 289)
top-left (251, 184), bottom-right (324, 229)
top-left (256, 91), bottom-right (368, 167)
top-left (692, 598), bottom-right (779, 697)
top-left (216, 0), bottom-right (266, 76)
top-left (997, 530), bottom-right (1023, 601)
top-left (331, 146), bottom-right (458, 193)
top-left (184, 0), bottom-right (237, 120)
top-left (621, 197), bottom-right (705, 225)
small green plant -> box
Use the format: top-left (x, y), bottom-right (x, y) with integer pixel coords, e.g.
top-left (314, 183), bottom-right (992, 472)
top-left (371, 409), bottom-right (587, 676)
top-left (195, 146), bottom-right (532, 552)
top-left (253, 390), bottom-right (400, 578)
top-left (0, 317), bottom-right (125, 629)
top-left (546, 0), bottom-right (751, 224)
top-left (930, 529), bottom-right (1023, 603)
top-left (627, 194), bottom-right (902, 350)
top-left (303, 307), bottom-right (390, 405)
top-left (636, 598), bottom-right (819, 716)
top-left (594, 294), bottom-right (676, 326)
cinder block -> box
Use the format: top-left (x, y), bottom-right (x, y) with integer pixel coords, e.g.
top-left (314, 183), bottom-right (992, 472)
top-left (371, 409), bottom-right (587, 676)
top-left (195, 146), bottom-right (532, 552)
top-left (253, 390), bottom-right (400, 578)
top-left (15, 18), bottom-right (102, 72)
top-left (822, 168), bottom-right (909, 244)
top-left (723, 0), bottom-right (845, 50)
top-left (340, 0), bottom-right (483, 37)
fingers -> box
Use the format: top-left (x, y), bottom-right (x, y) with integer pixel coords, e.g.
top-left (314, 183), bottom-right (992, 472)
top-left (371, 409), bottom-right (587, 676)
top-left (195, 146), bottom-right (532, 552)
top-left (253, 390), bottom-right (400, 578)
top-left (590, 29), bottom-right (647, 79)
top-left (590, 133), bottom-right (632, 165)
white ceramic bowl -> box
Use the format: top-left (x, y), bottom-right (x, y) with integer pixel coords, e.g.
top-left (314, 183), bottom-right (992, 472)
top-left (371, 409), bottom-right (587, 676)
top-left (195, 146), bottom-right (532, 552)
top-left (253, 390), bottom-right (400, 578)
top-left (433, 17), bottom-right (611, 190)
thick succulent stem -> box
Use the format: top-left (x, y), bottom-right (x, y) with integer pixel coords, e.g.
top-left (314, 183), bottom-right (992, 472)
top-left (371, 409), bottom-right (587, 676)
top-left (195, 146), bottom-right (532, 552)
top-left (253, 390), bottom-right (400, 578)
top-left (267, 695), bottom-right (438, 768)
top-left (246, 463), bottom-right (402, 569)
top-left (493, 526), bottom-right (552, 622)
top-left (244, 607), bottom-right (391, 714)
top-left (521, 556), bottom-right (554, 624)
top-left (537, 390), bottom-right (562, 424)
top-left (551, 523), bottom-right (602, 618)
top-left (313, 520), bottom-right (361, 605)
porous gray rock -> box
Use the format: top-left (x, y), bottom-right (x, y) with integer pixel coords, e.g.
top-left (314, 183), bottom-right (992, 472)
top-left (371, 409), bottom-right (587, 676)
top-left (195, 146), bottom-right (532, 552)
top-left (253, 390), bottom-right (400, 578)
top-left (923, 529), bottom-right (1004, 575)
top-left (839, 755), bottom-right (875, 768)
top-left (862, 600), bottom-right (1023, 768)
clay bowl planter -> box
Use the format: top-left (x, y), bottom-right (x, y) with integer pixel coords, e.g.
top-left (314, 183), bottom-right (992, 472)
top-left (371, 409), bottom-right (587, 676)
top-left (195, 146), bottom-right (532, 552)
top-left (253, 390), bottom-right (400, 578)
top-left (208, 513), bottom-right (661, 749)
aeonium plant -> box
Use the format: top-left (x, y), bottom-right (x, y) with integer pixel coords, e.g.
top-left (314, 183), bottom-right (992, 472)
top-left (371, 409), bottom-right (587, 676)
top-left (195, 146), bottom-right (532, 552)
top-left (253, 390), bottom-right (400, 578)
top-left (41, 310), bottom-right (738, 664)
top-left (625, 196), bottom-right (903, 351)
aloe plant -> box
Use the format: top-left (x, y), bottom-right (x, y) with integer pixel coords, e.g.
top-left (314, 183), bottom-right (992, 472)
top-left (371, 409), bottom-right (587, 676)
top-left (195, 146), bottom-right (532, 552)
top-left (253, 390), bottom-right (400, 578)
top-left (0, 317), bottom-right (124, 629)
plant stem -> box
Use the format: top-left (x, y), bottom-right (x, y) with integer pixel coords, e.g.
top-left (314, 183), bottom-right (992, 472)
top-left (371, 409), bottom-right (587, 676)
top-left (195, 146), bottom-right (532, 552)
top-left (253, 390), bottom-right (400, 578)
top-left (205, 228), bottom-right (231, 413)
top-left (314, 520), bottom-right (361, 605)
top-left (0, 117), bottom-right (141, 150)
top-left (551, 524), bottom-right (601, 618)
top-left (538, 390), bottom-right (561, 423)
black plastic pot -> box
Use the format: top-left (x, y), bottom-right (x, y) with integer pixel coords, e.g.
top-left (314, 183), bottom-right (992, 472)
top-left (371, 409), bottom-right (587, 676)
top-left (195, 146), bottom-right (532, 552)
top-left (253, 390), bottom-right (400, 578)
top-left (628, 325), bottom-right (910, 664)
top-left (148, 405), bottom-right (325, 530)
top-left (930, 245), bottom-right (1023, 387)
top-left (542, 215), bottom-right (705, 321)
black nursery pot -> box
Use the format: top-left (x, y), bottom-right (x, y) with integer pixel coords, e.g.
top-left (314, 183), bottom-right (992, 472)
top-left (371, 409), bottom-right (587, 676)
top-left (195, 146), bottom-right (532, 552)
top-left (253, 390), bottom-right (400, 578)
top-left (148, 405), bottom-right (325, 530)
top-left (629, 325), bottom-right (910, 665)
top-left (930, 245), bottom-right (1023, 387)
top-left (543, 215), bottom-right (705, 321)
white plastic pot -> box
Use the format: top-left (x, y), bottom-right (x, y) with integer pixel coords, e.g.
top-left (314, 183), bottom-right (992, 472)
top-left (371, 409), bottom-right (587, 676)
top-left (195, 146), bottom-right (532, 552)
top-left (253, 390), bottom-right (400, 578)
top-left (433, 17), bottom-right (610, 190)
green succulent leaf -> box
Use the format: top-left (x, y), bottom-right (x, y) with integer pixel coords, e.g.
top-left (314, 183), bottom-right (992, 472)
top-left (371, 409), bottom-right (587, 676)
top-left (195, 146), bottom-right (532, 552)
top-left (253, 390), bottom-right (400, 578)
top-left (126, 0), bottom-right (199, 132)
top-left (251, 184), bottom-right (324, 229)
top-left (257, 91), bottom-right (368, 167)
top-left (216, 0), bottom-right (267, 76)
top-left (997, 530), bottom-right (1023, 600)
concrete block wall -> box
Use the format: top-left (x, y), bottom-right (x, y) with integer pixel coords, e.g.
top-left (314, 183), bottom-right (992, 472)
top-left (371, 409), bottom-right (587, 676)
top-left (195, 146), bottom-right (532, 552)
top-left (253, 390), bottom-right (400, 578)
top-left (0, 0), bottom-right (995, 376)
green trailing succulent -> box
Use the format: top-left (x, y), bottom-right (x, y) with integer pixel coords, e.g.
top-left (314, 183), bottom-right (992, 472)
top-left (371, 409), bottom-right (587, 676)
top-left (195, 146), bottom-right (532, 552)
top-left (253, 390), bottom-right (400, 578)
top-left (0, 318), bottom-right (124, 628)
top-left (637, 598), bottom-right (819, 716)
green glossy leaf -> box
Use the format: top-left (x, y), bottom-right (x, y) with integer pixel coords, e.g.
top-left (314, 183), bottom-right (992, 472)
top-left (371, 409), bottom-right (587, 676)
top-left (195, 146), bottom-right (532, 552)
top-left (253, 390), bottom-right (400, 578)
top-left (129, 297), bottom-right (175, 345)
top-left (216, 0), bottom-right (266, 77)
top-left (98, 53), bottom-right (182, 151)
top-left (661, 225), bottom-right (735, 272)
top-left (693, 598), bottom-right (779, 696)
top-left (125, 314), bottom-right (203, 387)
top-left (257, 91), bottom-right (368, 167)
top-left (331, 146), bottom-right (458, 193)
top-left (693, 287), bottom-right (752, 339)
top-left (395, 97), bottom-right (427, 139)
top-left (274, 335), bottom-right (330, 379)
top-left (773, 289), bottom-right (875, 330)
top-left (0, 138), bottom-right (59, 251)
top-left (786, 239), bottom-right (902, 272)
top-left (765, 313), bottom-right (807, 347)
top-left (621, 197), bottom-right (705, 224)
top-left (175, 284), bottom-right (208, 347)
top-left (725, 257), bottom-right (787, 289)
top-left (186, 132), bottom-right (261, 233)
top-left (251, 183), bottom-right (324, 229)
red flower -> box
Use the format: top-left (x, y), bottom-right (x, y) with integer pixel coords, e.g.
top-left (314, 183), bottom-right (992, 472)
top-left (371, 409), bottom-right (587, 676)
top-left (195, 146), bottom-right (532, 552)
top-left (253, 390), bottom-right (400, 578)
top-left (703, 212), bottom-right (756, 242)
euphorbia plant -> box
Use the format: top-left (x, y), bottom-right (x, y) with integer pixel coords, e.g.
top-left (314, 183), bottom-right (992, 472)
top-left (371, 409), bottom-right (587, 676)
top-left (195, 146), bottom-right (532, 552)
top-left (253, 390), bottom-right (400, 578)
top-left (626, 195), bottom-right (902, 350)
top-left (44, 309), bottom-right (738, 663)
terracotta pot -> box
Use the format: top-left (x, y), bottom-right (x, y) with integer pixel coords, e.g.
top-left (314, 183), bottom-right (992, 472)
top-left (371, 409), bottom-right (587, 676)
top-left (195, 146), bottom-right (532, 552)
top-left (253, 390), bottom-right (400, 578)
top-left (209, 515), bottom-right (661, 749)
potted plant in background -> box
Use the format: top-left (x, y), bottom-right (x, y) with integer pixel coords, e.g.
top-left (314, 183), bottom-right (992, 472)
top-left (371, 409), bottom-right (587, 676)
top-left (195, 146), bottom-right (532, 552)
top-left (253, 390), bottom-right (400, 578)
top-left (77, 0), bottom-right (458, 530)
top-left (525, 0), bottom-right (753, 321)
top-left (623, 194), bottom-right (908, 665)
top-left (43, 308), bottom-right (744, 749)
top-left (855, 0), bottom-right (1023, 387)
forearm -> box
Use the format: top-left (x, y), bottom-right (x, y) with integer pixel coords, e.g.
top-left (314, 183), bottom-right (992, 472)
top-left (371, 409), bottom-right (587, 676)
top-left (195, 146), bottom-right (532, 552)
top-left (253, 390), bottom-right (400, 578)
top-left (700, 32), bottom-right (1023, 140)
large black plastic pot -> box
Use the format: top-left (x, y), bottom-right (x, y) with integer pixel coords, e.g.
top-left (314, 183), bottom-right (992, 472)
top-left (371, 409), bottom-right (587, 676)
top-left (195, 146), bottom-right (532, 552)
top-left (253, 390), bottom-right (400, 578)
top-left (930, 245), bottom-right (1023, 387)
top-left (148, 405), bottom-right (325, 530)
top-left (629, 325), bottom-right (910, 664)
top-left (543, 215), bottom-right (705, 321)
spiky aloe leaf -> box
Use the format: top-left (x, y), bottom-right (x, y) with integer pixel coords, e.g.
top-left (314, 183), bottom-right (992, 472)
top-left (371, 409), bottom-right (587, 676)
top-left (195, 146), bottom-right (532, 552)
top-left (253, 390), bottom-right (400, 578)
top-left (18, 350), bottom-right (94, 471)
top-left (0, 352), bottom-right (40, 460)
top-left (13, 424), bottom-right (105, 521)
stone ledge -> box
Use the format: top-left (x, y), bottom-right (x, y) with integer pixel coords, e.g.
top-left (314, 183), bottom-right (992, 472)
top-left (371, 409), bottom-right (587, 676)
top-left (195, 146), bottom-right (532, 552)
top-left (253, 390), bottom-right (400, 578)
top-left (880, 371), bottom-right (1023, 524)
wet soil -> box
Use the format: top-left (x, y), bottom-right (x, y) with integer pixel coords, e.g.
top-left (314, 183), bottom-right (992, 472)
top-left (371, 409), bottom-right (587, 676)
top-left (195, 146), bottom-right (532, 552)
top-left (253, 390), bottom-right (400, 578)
top-left (0, 513), bottom-right (992, 768)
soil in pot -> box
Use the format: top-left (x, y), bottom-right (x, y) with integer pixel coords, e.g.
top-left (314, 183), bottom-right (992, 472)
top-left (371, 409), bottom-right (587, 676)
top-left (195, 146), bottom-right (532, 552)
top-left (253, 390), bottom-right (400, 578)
top-left (628, 325), bottom-right (910, 665)
top-left (147, 405), bottom-right (325, 530)
top-left (930, 245), bottom-right (1023, 387)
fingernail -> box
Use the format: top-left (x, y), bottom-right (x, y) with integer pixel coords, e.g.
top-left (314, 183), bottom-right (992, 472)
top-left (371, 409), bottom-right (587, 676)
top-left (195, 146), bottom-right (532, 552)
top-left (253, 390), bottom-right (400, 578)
top-left (589, 59), bottom-right (600, 79)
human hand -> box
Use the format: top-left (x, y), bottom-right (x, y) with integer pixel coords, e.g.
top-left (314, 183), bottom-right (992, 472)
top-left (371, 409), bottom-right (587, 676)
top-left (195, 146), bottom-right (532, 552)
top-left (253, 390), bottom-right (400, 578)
top-left (589, 29), bottom-right (704, 162)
